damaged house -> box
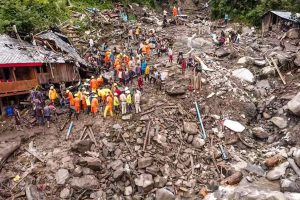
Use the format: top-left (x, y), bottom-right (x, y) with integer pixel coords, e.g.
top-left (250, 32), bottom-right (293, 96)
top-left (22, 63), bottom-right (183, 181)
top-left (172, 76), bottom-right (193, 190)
top-left (0, 31), bottom-right (88, 115)
top-left (262, 10), bottom-right (300, 34)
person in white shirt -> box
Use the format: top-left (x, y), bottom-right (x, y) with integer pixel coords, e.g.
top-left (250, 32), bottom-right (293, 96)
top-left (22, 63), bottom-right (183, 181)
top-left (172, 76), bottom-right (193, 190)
top-left (134, 90), bottom-right (141, 113)
top-left (119, 92), bottom-right (127, 115)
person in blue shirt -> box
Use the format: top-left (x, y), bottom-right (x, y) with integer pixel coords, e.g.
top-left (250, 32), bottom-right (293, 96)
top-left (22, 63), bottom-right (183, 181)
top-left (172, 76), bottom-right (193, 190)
top-left (224, 14), bottom-right (229, 25)
top-left (141, 59), bottom-right (147, 74)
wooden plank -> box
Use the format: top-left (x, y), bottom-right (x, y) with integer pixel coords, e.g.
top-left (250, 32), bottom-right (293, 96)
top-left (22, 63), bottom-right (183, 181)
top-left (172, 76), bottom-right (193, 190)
top-left (270, 57), bottom-right (286, 85)
top-left (0, 79), bottom-right (38, 94)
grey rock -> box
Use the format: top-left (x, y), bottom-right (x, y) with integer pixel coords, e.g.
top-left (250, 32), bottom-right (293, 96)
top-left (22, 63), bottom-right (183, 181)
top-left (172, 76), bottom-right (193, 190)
top-left (70, 175), bottom-right (99, 189)
top-left (138, 157), bottom-right (153, 169)
top-left (78, 157), bottom-right (102, 171)
top-left (109, 160), bottom-right (123, 170)
top-left (156, 188), bottom-right (175, 200)
top-left (288, 92), bottom-right (300, 116)
top-left (113, 168), bottom-right (124, 179)
top-left (82, 167), bottom-right (94, 175)
top-left (284, 192), bottom-right (300, 200)
top-left (192, 137), bottom-right (205, 149)
top-left (134, 173), bottom-right (154, 192)
top-left (215, 48), bottom-right (230, 58)
top-left (256, 80), bottom-right (271, 89)
top-left (71, 140), bottom-right (93, 153)
top-left (166, 87), bottom-right (186, 96)
top-left (140, 115), bottom-right (150, 121)
top-left (122, 114), bottom-right (132, 121)
top-left (60, 188), bottom-right (71, 199)
top-left (73, 166), bottom-right (83, 177)
top-left (90, 190), bottom-right (106, 199)
top-left (232, 68), bottom-right (255, 83)
top-left (254, 60), bottom-right (266, 67)
top-left (183, 122), bottom-right (199, 135)
top-left (237, 56), bottom-right (254, 65)
top-left (252, 127), bottom-right (269, 139)
top-left (294, 54), bottom-right (300, 67)
top-left (263, 112), bottom-right (272, 119)
top-left (287, 28), bottom-right (300, 39)
top-left (267, 161), bottom-right (289, 181)
top-left (154, 176), bottom-right (168, 188)
top-left (281, 179), bottom-right (300, 193)
top-left (270, 117), bottom-right (288, 129)
top-left (55, 169), bottom-right (70, 185)
top-left (187, 135), bottom-right (194, 143)
top-left (124, 186), bottom-right (133, 196)
top-left (261, 66), bottom-right (276, 77)
top-left (293, 149), bottom-right (300, 167)
top-left (113, 124), bottom-right (122, 130)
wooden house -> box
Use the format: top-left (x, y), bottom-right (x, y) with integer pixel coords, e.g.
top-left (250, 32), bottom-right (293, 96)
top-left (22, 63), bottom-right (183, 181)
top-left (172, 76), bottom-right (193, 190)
top-left (0, 31), bottom-right (88, 115)
top-left (262, 11), bottom-right (300, 34)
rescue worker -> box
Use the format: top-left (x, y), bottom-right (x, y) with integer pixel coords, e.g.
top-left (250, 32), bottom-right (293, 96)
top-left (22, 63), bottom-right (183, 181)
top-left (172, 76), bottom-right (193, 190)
top-left (97, 75), bottom-right (104, 88)
top-left (74, 94), bottom-right (81, 120)
top-left (91, 95), bottom-right (99, 117)
top-left (134, 90), bottom-right (141, 114)
top-left (120, 91), bottom-right (127, 115)
top-left (104, 94), bottom-right (113, 118)
top-left (85, 92), bottom-right (91, 114)
top-left (126, 89), bottom-right (132, 113)
top-left (138, 76), bottom-right (144, 91)
top-left (81, 91), bottom-right (88, 114)
top-left (49, 86), bottom-right (58, 104)
top-left (90, 76), bottom-right (98, 92)
top-left (113, 93), bottom-right (120, 115)
top-left (145, 42), bottom-right (151, 57)
top-left (144, 65), bottom-right (150, 82)
top-left (172, 6), bottom-right (178, 17)
top-left (65, 90), bottom-right (74, 106)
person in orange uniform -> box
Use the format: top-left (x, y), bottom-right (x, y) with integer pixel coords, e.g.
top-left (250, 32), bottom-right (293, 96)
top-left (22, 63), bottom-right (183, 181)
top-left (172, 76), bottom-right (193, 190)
top-left (104, 51), bottom-right (111, 67)
top-left (66, 90), bottom-right (74, 106)
top-left (172, 6), bottom-right (178, 17)
top-left (145, 42), bottom-right (151, 57)
top-left (81, 92), bottom-right (88, 114)
top-left (49, 86), bottom-right (58, 104)
top-left (91, 95), bottom-right (99, 117)
top-left (97, 75), bottom-right (104, 88)
top-left (142, 43), bottom-right (147, 56)
top-left (124, 54), bottom-right (130, 66)
top-left (104, 94), bottom-right (113, 118)
top-left (90, 76), bottom-right (97, 92)
top-left (74, 94), bottom-right (81, 120)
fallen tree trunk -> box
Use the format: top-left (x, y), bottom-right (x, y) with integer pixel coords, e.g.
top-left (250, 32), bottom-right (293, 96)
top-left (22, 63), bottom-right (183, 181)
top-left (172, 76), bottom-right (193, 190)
top-left (0, 139), bottom-right (21, 168)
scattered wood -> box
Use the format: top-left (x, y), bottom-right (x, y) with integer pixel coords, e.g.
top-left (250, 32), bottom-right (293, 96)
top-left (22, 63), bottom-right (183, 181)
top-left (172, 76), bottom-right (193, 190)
top-left (79, 126), bottom-right (88, 140)
top-left (121, 133), bottom-right (134, 155)
top-left (143, 121), bottom-right (151, 151)
top-left (270, 57), bottom-right (286, 85)
top-left (221, 171), bottom-right (243, 185)
top-left (88, 126), bottom-right (98, 146)
top-left (141, 109), bottom-right (155, 116)
top-left (0, 140), bottom-right (21, 169)
top-left (25, 148), bottom-right (45, 163)
top-left (190, 155), bottom-right (194, 175)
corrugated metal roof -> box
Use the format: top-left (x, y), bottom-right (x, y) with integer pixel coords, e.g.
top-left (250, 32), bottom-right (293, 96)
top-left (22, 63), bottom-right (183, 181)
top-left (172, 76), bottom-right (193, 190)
top-left (269, 11), bottom-right (300, 23)
top-left (0, 31), bottom-right (88, 67)
top-left (36, 31), bottom-right (88, 66)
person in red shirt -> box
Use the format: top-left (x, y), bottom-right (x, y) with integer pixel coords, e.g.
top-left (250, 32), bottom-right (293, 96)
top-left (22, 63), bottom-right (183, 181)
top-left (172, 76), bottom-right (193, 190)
top-left (138, 76), bottom-right (144, 91)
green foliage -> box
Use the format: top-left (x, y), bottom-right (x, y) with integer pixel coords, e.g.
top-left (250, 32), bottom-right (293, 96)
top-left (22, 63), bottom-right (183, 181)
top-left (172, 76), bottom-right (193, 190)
top-left (210, 0), bottom-right (300, 26)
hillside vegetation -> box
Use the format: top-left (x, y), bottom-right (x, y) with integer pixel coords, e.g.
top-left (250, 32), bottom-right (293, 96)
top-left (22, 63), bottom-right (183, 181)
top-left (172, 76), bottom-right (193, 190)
top-left (211, 0), bottom-right (300, 26)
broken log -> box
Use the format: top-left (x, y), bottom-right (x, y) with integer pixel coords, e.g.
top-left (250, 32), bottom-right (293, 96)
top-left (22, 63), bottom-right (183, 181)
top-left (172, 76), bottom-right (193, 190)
top-left (264, 154), bottom-right (283, 168)
top-left (143, 121), bottom-right (151, 151)
top-left (270, 57), bottom-right (286, 85)
top-left (221, 171), bottom-right (243, 185)
top-left (0, 140), bottom-right (21, 168)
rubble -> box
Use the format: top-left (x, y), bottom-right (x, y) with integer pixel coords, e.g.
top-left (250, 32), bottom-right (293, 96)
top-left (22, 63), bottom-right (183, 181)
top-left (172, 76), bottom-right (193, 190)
top-left (270, 117), bottom-right (288, 129)
top-left (287, 92), bottom-right (300, 116)
top-left (266, 161), bottom-right (289, 181)
top-left (232, 68), bottom-right (255, 83)
top-left (156, 188), bottom-right (176, 200)
top-left (70, 175), bottom-right (99, 189)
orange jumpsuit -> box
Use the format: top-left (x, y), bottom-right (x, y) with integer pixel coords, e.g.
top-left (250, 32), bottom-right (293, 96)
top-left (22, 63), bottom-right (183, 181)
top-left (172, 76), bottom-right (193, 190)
top-left (81, 95), bottom-right (87, 111)
top-left (124, 55), bottom-right (130, 66)
top-left (91, 97), bottom-right (99, 114)
top-left (74, 97), bottom-right (81, 113)
top-left (142, 45), bottom-right (147, 55)
top-left (90, 79), bottom-right (97, 92)
top-left (97, 77), bottom-right (104, 88)
top-left (104, 95), bottom-right (113, 118)
top-left (104, 52), bottom-right (110, 64)
top-left (145, 44), bottom-right (151, 56)
top-left (173, 7), bottom-right (178, 17)
top-left (67, 92), bottom-right (74, 106)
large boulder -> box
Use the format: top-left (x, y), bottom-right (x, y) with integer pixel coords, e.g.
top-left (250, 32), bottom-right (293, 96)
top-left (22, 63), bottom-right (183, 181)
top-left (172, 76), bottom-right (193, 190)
top-left (288, 92), bottom-right (300, 116)
top-left (232, 68), bottom-right (255, 83)
top-left (270, 117), bottom-right (288, 129)
top-left (192, 137), bottom-right (205, 148)
top-left (156, 188), bottom-right (176, 200)
top-left (71, 140), bottom-right (93, 153)
top-left (55, 169), bottom-right (70, 185)
top-left (70, 175), bottom-right (99, 189)
top-left (215, 48), bottom-right (231, 58)
top-left (287, 28), bottom-right (300, 39)
top-left (78, 157), bottom-right (102, 171)
top-left (267, 161), bottom-right (289, 181)
top-left (237, 56), bottom-right (254, 65)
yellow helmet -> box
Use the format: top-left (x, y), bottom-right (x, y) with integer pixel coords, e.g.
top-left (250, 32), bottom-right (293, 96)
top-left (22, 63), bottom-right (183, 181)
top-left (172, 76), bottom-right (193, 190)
top-left (74, 94), bottom-right (78, 97)
top-left (66, 90), bottom-right (70, 93)
top-left (91, 76), bottom-right (95, 79)
top-left (50, 86), bottom-right (54, 90)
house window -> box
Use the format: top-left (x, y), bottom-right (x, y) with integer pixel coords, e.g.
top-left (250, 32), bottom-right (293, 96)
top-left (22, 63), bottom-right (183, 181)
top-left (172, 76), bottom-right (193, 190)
top-left (36, 64), bottom-right (48, 73)
top-left (0, 68), bottom-right (11, 82)
top-left (15, 67), bottom-right (34, 80)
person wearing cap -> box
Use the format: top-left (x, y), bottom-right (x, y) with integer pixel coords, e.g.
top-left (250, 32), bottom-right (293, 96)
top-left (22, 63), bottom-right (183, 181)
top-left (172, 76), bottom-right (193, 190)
top-left (104, 94), bottom-right (113, 118)
top-left (65, 90), bottom-right (74, 106)
top-left (44, 100), bottom-right (56, 128)
top-left (113, 92), bottom-right (120, 115)
top-left (74, 94), bottom-right (81, 120)
top-left (126, 89), bottom-right (132, 113)
top-left (90, 76), bottom-right (97, 92)
top-left (119, 91), bottom-right (127, 115)
top-left (49, 86), bottom-right (58, 104)
top-left (144, 65), bottom-right (150, 82)
top-left (134, 89), bottom-right (141, 114)
top-left (91, 95), bottom-right (99, 117)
